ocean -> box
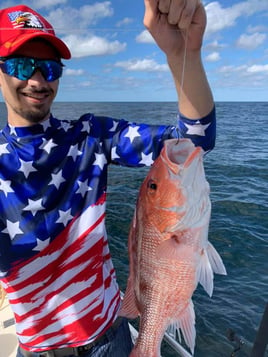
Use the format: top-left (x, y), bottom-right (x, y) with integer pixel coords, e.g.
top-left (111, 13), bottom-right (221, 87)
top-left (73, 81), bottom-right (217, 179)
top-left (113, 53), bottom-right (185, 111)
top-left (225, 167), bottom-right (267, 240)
top-left (0, 101), bottom-right (267, 357)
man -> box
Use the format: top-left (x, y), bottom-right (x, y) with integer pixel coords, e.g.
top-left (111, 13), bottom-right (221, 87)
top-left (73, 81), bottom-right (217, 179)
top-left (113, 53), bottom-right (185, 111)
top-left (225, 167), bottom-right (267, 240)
top-left (0, 1), bottom-right (215, 356)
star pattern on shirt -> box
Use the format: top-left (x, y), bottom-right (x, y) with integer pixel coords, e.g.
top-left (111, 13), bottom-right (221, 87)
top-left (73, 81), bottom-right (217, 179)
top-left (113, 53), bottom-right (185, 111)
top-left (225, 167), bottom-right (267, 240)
top-left (124, 126), bottom-right (141, 143)
top-left (3, 220), bottom-right (23, 240)
top-left (23, 198), bottom-right (45, 216)
top-left (40, 119), bottom-right (51, 132)
top-left (76, 180), bottom-right (92, 197)
top-left (41, 138), bottom-right (58, 154)
top-left (93, 153), bottom-right (107, 170)
top-left (56, 208), bottom-right (73, 226)
top-left (67, 144), bottom-right (83, 161)
top-left (81, 121), bottom-right (91, 134)
top-left (61, 121), bottom-right (73, 132)
top-left (0, 143), bottom-right (9, 154)
top-left (49, 171), bottom-right (66, 189)
top-left (184, 122), bottom-right (211, 136)
top-left (109, 121), bottom-right (118, 132)
top-left (111, 146), bottom-right (120, 160)
top-left (0, 179), bottom-right (14, 197)
top-left (139, 152), bottom-right (154, 166)
top-left (9, 126), bottom-right (17, 136)
top-left (33, 238), bottom-right (50, 252)
top-left (18, 160), bottom-right (37, 178)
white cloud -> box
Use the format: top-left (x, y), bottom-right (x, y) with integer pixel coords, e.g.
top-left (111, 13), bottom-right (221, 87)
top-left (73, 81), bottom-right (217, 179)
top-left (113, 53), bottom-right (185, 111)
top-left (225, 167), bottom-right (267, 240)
top-left (205, 40), bottom-right (226, 51)
top-left (116, 17), bottom-right (134, 27)
top-left (47, 2), bottom-right (114, 34)
top-left (247, 25), bottom-right (268, 33)
top-left (236, 32), bottom-right (266, 50)
top-left (205, 1), bottom-right (268, 35)
top-left (63, 34), bottom-right (126, 58)
top-left (215, 62), bottom-right (268, 92)
top-left (247, 64), bottom-right (268, 73)
top-left (64, 69), bottom-right (85, 76)
top-left (136, 30), bottom-right (155, 44)
top-left (219, 64), bottom-right (248, 73)
top-left (114, 59), bottom-right (169, 72)
top-left (205, 52), bottom-right (221, 62)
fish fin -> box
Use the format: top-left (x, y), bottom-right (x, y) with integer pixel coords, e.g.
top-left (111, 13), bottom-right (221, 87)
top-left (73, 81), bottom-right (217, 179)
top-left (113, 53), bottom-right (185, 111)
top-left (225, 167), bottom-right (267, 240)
top-left (198, 248), bottom-right (214, 297)
top-left (119, 281), bottom-right (140, 319)
top-left (198, 242), bottom-right (227, 297)
top-left (167, 323), bottom-right (183, 346)
top-left (119, 213), bottom-right (140, 319)
top-left (173, 300), bottom-right (196, 355)
top-left (207, 242), bottom-right (227, 276)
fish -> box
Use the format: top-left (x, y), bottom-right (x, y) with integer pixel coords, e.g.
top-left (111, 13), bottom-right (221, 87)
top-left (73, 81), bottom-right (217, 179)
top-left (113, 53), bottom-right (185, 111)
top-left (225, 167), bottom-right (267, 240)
top-left (119, 138), bottom-right (227, 356)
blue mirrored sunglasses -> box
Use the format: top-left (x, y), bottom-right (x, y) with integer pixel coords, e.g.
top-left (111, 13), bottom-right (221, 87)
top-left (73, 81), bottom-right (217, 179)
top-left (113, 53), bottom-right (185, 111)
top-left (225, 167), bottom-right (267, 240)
top-left (0, 57), bottom-right (64, 82)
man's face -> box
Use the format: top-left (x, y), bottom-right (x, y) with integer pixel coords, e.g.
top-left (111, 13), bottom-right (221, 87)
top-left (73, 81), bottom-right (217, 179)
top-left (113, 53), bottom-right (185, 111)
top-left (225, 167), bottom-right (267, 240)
top-left (0, 40), bottom-right (60, 126)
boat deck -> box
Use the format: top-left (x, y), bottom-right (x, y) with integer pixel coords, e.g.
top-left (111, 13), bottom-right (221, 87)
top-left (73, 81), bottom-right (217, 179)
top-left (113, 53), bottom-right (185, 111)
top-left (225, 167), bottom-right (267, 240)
top-left (0, 296), bottom-right (17, 357)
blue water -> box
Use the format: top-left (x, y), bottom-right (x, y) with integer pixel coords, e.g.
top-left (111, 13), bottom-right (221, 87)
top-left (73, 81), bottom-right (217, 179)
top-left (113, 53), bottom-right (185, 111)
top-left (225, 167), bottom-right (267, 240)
top-left (0, 101), bottom-right (267, 356)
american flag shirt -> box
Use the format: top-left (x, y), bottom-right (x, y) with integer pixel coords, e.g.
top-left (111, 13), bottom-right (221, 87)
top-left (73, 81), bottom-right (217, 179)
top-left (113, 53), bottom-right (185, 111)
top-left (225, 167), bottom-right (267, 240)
top-left (0, 108), bottom-right (215, 352)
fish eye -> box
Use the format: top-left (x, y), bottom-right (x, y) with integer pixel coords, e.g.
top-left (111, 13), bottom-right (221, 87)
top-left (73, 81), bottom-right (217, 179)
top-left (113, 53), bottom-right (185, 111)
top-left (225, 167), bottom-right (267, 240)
top-left (147, 179), bottom-right (157, 190)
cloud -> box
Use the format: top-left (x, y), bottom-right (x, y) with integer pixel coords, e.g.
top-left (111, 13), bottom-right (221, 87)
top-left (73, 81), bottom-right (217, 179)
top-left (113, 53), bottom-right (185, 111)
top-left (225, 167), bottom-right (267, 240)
top-left (46, 2), bottom-right (114, 34)
top-left (63, 34), bottom-right (126, 58)
top-left (136, 30), bottom-right (155, 44)
top-left (247, 64), bottom-right (268, 73)
top-left (205, 52), bottom-right (221, 62)
top-left (205, 40), bottom-right (226, 51)
top-left (205, 1), bottom-right (268, 35)
top-left (114, 59), bottom-right (169, 72)
top-left (247, 25), bottom-right (268, 33)
top-left (64, 69), bottom-right (85, 76)
top-left (215, 62), bottom-right (268, 92)
top-left (116, 17), bottom-right (134, 27)
top-left (219, 65), bottom-right (248, 73)
top-left (236, 32), bottom-right (267, 49)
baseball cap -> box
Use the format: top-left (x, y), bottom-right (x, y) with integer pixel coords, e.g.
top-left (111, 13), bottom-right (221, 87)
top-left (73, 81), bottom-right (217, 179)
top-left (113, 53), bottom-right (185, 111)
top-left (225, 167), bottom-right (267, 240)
top-left (0, 4), bottom-right (71, 59)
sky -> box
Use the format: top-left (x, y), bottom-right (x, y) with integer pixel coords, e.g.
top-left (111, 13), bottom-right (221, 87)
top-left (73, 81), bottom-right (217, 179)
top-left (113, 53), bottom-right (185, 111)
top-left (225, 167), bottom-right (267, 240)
top-left (1, 0), bottom-right (268, 102)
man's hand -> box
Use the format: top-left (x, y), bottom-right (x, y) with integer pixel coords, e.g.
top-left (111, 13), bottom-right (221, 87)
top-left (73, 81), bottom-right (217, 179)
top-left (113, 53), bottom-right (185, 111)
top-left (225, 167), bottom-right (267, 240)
top-left (143, 0), bottom-right (206, 58)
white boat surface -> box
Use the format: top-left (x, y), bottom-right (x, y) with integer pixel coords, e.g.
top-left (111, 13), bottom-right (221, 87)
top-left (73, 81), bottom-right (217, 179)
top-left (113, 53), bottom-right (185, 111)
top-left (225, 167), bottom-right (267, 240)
top-left (0, 295), bottom-right (17, 357)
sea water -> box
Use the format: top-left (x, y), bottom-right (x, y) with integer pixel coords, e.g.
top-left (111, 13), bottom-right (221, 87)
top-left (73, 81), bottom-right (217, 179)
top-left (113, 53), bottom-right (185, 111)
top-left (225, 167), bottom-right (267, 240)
top-left (0, 101), bottom-right (267, 357)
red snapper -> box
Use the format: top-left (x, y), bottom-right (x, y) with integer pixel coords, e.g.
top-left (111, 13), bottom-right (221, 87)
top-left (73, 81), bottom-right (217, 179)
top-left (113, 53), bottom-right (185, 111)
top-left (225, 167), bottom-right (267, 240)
top-left (119, 138), bottom-right (226, 356)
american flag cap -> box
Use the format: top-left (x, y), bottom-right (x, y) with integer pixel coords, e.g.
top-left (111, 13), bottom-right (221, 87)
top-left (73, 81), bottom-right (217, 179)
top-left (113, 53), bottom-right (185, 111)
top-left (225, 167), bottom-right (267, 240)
top-left (0, 4), bottom-right (71, 59)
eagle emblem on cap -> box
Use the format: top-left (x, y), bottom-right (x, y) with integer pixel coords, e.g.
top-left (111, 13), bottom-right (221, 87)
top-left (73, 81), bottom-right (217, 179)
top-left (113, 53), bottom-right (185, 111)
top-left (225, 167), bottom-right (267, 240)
top-left (8, 10), bottom-right (45, 30)
top-left (15, 12), bottom-right (43, 29)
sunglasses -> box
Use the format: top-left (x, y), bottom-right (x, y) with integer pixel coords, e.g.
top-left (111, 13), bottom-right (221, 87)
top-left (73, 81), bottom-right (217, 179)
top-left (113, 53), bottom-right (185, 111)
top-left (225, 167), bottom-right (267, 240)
top-left (0, 57), bottom-right (64, 82)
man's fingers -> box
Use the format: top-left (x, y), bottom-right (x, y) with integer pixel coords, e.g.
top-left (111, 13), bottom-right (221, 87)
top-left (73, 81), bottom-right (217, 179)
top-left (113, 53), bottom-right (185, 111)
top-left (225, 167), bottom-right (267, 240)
top-left (162, 0), bottom-right (200, 29)
top-left (158, 0), bottom-right (171, 14)
top-left (144, 0), bottom-right (158, 28)
top-left (177, 0), bottom-right (199, 29)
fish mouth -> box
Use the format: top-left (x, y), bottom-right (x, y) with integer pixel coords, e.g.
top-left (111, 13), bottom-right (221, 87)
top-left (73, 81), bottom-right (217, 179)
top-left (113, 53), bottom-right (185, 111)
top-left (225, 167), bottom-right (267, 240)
top-left (159, 139), bottom-right (210, 231)
top-left (162, 138), bottom-right (203, 174)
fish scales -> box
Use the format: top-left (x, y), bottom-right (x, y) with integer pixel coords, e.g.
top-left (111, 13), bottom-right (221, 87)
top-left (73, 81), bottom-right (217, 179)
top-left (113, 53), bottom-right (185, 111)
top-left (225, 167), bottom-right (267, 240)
top-left (120, 138), bottom-right (226, 356)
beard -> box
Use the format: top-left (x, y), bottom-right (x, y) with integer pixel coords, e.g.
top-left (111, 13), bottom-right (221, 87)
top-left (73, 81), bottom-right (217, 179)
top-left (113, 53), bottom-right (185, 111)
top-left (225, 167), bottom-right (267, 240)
top-left (15, 104), bottom-right (51, 124)
top-left (12, 87), bottom-right (55, 125)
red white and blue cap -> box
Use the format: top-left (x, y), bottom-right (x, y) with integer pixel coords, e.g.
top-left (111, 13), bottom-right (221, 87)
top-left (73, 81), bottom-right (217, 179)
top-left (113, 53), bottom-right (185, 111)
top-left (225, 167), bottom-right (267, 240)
top-left (0, 4), bottom-right (71, 59)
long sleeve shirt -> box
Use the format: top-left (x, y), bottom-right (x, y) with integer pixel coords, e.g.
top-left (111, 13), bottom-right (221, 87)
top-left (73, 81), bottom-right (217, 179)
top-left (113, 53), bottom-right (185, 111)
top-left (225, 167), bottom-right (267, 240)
top-left (0, 108), bottom-right (215, 352)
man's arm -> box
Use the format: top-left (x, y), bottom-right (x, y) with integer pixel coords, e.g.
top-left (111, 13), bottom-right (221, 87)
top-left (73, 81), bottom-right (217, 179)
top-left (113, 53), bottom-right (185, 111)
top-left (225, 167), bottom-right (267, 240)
top-left (143, 0), bottom-right (214, 119)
